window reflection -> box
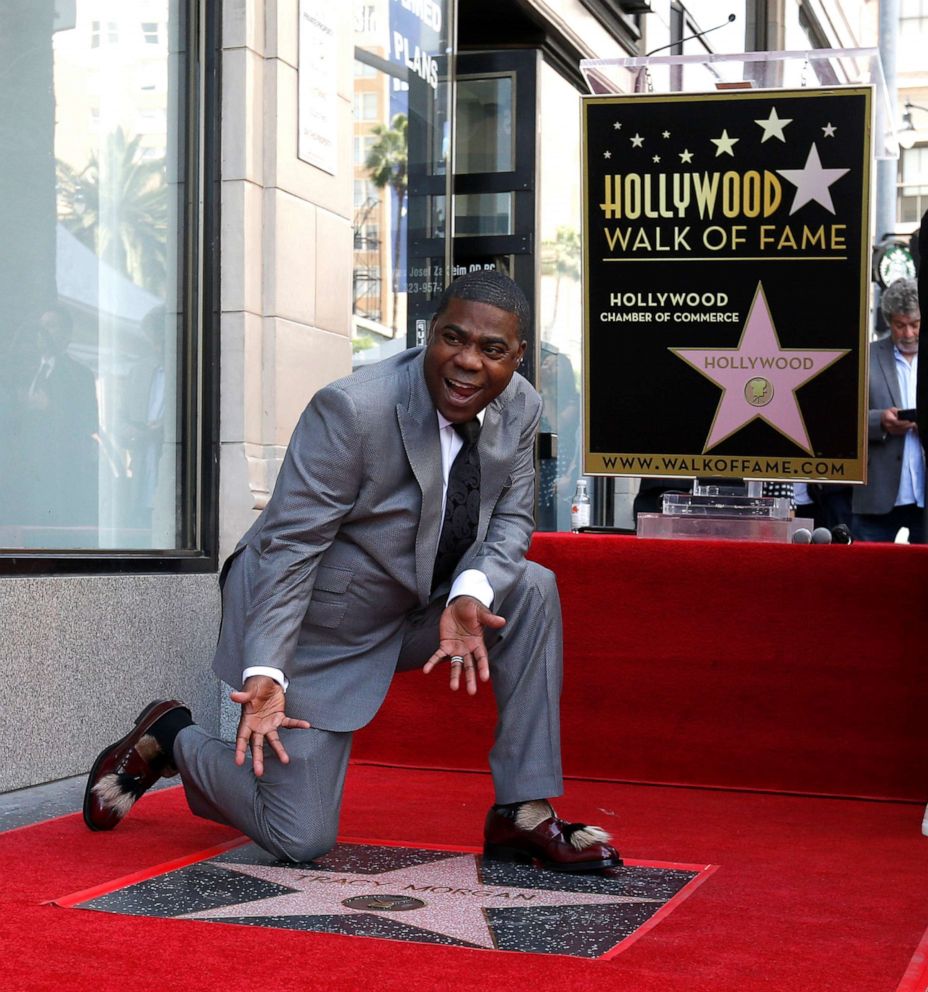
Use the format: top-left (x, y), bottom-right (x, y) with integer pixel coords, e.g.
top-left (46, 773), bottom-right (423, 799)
top-left (455, 193), bottom-right (513, 236)
top-left (455, 76), bottom-right (514, 174)
top-left (0, 2), bottom-right (187, 551)
top-left (352, 0), bottom-right (451, 365)
top-left (537, 65), bottom-right (584, 531)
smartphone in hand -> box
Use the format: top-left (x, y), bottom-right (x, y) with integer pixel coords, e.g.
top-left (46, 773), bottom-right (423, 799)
top-left (897, 408), bottom-right (917, 421)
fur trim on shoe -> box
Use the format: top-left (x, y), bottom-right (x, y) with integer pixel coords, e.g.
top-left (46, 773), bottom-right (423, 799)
top-left (91, 772), bottom-right (145, 819)
top-left (512, 801), bottom-right (613, 850)
top-left (514, 799), bottom-right (556, 831)
top-left (89, 735), bottom-right (166, 820)
top-left (564, 824), bottom-right (612, 850)
top-left (135, 733), bottom-right (177, 777)
top-left (135, 734), bottom-right (162, 763)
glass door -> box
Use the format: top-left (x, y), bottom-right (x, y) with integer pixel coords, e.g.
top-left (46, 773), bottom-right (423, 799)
top-left (407, 49), bottom-right (539, 382)
top-left (536, 62), bottom-right (584, 531)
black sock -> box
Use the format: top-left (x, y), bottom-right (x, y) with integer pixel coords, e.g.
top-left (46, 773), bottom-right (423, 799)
top-left (149, 707), bottom-right (194, 765)
top-left (493, 800), bottom-right (533, 820)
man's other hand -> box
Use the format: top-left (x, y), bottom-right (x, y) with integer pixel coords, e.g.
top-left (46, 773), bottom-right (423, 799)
top-left (882, 407), bottom-right (917, 435)
top-left (230, 675), bottom-right (311, 776)
top-left (422, 595), bottom-right (506, 695)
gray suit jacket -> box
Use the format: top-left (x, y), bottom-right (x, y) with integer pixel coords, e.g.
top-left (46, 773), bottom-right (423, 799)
top-left (213, 347), bottom-right (542, 732)
top-left (852, 337), bottom-right (911, 515)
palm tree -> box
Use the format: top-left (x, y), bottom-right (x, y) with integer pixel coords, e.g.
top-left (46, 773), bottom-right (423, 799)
top-left (57, 128), bottom-right (168, 295)
top-left (365, 113), bottom-right (408, 336)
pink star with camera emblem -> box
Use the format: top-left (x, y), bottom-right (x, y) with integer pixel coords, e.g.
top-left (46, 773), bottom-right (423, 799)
top-left (670, 282), bottom-right (849, 453)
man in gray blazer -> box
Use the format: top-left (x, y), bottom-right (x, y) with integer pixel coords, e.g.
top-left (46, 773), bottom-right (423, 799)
top-left (84, 271), bottom-right (621, 874)
top-left (851, 278), bottom-right (925, 543)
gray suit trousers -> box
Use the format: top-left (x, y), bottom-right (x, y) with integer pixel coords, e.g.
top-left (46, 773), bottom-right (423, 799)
top-left (173, 560), bottom-right (564, 863)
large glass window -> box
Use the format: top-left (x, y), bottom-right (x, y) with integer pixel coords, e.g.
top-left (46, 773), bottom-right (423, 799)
top-left (352, 0), bottom-right (453, 364)
top-left (899, 144), bottom-right (928, 224)
top-left (901, 0), bottom-right (928, 22)
top-left (0, 1), bottom-right (204, 556)
top-left (537, 64), bottom-right (583, 532)
top-left (899, 1), bottom-right (928, 69)
top-left (665, 1), bottom-right (748, 91)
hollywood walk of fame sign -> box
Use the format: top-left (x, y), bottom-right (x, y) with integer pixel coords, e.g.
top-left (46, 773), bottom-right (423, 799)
top-left (582, 87), bottom-right (871, 482)
top-left (56, 841), bottom-right (715, 959)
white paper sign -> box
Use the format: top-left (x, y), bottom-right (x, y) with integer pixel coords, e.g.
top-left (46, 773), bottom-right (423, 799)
top-left (298, 0), bottom-right (338, 174)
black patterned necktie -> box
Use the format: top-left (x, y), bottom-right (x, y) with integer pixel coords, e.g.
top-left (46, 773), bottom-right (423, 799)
top-left (431, 418), bottom-right (481, 591)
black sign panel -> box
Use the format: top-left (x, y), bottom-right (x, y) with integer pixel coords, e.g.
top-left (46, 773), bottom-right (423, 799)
top-left (582, 88), bottom-right (871, 482)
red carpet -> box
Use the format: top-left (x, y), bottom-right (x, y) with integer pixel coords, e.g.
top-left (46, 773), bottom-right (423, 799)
top-left (8, 534), bottom-right (928, 989)
top-left (4, 767), bottom-right (928, 992)
top-left (355, 534), bottom-right (928, 802)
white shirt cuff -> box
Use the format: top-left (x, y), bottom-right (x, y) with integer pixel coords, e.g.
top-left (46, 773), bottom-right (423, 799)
top-left (242, 666), bottom-right (289, 691)
top-left (448, 569), bottom-right (494, 609)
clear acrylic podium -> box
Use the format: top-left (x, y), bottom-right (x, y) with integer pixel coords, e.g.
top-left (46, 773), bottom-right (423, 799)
top-left (637, 482), bottom-right (814, 543)
top-left (579, 47), bottom-right (897, 158)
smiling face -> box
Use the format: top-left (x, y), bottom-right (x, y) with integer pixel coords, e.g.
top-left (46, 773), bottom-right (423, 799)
top-left (423, 297), bottom-right (526, 422)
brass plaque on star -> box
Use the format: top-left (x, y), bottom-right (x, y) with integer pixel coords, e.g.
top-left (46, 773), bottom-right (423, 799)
top-left (581, 87), bottom-right (871, 482)
top-left (342, 894), bottom-right (427, 911)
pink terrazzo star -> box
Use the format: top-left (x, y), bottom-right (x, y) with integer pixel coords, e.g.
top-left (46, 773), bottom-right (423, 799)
top-left (670, 282), bottom-right (849, 453)
top-left (178, 854), bottom-right (657, 949)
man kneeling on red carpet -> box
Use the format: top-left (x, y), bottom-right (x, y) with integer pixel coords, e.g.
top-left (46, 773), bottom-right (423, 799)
top-left (83, 272), bottom-right (621, 875)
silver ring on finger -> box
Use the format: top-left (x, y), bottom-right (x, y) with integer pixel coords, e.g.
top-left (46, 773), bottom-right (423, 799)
top-left (450, 655), bottom-right (464, 666)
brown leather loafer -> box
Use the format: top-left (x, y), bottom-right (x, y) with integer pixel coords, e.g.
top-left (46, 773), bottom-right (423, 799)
top-left (483, 805), bottom-right (623, 873)
top-left (82, 700), bottom-right (186, 831)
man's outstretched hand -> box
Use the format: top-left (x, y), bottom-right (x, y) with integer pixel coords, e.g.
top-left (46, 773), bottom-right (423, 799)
top-left (230, 674), bottom-right (311, 776)
top-left (422, 595), bottom-right (506, 695)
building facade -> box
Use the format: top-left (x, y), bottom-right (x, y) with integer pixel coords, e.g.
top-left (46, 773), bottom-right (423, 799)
top-left (1, 0), bottom-right (889, 792)
top-left (896, 1), bottom-right (928, 227)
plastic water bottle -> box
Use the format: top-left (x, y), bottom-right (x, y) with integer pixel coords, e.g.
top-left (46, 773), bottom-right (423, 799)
top-left (570, 479), bottom-right (591, 532)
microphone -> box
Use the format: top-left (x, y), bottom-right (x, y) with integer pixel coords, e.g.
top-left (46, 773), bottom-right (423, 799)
top-left (831, 524), bottom-right (853, 545)
top-left (811, 527), bottom-right (833, 544)
top-left (645, 14), bottom-right (737, 58)
top-left (792, 528), bottom-right (812, 544)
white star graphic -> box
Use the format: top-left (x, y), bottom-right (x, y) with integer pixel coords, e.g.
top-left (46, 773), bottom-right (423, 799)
top-left (652, 154), bottom-right (661, 163)
top-left (777, 143), bottom-right (849, 215)
top-left (630, 133), bottom-right (644, 148)
top-left (710, 130), bottom-right (739, 156)
top-left (822, 122), bottom-right (836, 137)
top-left (662, 130), bottom-right (671, 138)
top-left (613, 121), bottom-right (622, 130)
top-left (604, 150), bottom-right (612, 159)
top-left (679, 149), bottom-right (694, 163)
top-left (178, 855), bottom-right (657, 950)
top-left (755, 107), bottom-right (792, 142)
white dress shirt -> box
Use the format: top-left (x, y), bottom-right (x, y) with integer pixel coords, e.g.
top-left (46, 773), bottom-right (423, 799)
top-left (893, 347), bottom-right (924, 508)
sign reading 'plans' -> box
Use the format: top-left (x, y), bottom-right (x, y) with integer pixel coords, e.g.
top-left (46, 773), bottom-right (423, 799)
top-left (582, 87), bottom-right (872, 483)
